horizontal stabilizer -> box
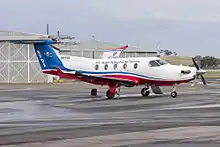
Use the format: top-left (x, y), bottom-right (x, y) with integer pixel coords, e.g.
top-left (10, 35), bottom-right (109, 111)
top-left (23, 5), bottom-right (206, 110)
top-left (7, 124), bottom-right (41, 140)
top-left (56, 67), bottom-right (63, 73)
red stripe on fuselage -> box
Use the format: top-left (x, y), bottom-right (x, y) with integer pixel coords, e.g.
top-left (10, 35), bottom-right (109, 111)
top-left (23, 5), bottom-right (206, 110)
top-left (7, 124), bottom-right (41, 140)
top-left (103, 75), bottom-right (193, 86)
top-left (43, 70), bottom-right (193, 86)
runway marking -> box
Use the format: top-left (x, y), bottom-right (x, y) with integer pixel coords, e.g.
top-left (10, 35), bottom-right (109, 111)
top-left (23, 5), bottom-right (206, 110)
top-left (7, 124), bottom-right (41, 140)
top-left (10, 126), bottom-right (220, 147)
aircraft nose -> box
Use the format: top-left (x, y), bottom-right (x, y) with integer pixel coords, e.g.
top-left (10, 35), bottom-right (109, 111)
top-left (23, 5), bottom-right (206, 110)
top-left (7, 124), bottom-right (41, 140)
top-left (190, 67), bottom-right (197, 74)
top-left (179, 66), bottom-right (198, 79)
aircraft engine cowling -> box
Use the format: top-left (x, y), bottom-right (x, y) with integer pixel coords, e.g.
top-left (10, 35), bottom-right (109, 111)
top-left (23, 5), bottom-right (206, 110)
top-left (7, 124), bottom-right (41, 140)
top-left (180, 70), bottom-right (191, 74)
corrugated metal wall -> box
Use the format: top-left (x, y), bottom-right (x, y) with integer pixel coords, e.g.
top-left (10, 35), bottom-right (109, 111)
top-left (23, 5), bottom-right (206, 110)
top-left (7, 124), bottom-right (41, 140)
top-left (0, 42), bottom-right (47, 83)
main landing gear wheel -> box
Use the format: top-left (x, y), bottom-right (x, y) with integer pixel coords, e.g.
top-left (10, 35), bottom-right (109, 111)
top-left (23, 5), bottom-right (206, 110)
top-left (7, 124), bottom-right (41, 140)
top-left (91, 88), bottom-right (97, 96)
top-left (171, 91), bottom-right (177, 98)
top-left (171, 84), bottom-right (177, 98)
top-left (106, 89), bottom-right (115, 99)
top-left (141, 88), bottom-right (150, 97)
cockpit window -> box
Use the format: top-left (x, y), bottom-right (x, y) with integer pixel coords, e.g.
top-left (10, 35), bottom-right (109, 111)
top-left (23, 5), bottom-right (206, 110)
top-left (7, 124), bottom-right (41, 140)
top-left (149, 60), bottom-right (160, 67)
top-left (156, 59), bottom-right (168, 65)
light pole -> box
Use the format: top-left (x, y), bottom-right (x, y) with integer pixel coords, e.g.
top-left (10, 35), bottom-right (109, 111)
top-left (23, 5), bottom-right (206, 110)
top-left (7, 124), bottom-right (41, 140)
top-left (92, 36), bottom-right (95, 59)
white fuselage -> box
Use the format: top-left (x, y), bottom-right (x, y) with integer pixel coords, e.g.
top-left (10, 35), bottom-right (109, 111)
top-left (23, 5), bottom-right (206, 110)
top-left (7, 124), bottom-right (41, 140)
top-left (57, 53), bottom-right (197, 83)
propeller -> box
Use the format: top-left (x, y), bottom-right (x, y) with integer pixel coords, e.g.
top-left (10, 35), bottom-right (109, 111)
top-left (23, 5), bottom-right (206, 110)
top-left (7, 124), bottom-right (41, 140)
top-left (191, 58), bottom-right (207, 86)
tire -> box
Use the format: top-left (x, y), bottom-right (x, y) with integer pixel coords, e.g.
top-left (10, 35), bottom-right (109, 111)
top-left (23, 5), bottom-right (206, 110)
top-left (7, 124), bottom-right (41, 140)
top-left (141, 88), bottom-right (150, 96)
top-left (106, 90), bottom-right (115, 99)
top-left (171, 91), bottom-right (177, 98)
top-left (91, 89), bottom-right (97, 96)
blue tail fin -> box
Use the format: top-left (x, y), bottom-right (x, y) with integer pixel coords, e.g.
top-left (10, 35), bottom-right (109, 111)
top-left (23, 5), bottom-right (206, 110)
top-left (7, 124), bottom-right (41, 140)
top-left (33, 40), bottom-right (64, 70)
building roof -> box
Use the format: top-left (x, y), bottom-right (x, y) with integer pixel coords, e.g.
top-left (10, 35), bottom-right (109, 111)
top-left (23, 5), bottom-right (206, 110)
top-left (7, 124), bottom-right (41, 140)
top-left (0, 30), bottom-right (48, 41)
top-left (55, 39), bottom-right (157, 53)
top-left (0, 30), bottom-right (157, 53)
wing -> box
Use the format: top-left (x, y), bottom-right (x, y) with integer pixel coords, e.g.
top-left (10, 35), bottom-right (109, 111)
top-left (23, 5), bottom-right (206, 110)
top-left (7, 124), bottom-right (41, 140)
top-left (56, 67), bottom-right (136, 86)
top-left (74, 71), bottom-right (136, 86)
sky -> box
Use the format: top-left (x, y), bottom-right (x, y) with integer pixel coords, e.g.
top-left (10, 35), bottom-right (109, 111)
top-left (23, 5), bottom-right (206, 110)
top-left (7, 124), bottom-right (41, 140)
top-left (1, 0), bottom-right (220, 57)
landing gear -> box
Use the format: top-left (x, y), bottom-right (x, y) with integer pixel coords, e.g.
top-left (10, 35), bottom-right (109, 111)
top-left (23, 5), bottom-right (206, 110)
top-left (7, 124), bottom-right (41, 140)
top-left (106, 89), bottom-right (115, 99)
top-left (106, 84), bottom-right (121, 99)
top-left (170, 84), bottom-right (177, 98)
top-left (116, 87), bottom-right (121, 96)
top-left (171, 91), bottom-right (177, 98)
top-left (141, 85), bottom-right (150, 97)
top-left (91, 88), bottom-right (97, 96)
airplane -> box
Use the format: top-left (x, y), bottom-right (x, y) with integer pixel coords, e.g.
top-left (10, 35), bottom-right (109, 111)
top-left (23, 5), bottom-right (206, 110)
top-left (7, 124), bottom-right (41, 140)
top-left (102, 45), bottom-right (128, 59)
top-left (16, 40), bottom-right (207, 99)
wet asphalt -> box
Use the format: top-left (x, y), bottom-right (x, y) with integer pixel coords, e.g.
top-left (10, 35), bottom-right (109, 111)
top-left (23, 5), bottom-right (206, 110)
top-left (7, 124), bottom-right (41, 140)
top-left (0, 80), bottom-right (220, 146)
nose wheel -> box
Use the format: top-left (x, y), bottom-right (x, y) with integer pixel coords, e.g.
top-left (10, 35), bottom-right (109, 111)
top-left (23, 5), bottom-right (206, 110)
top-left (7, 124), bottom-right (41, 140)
top-left (170, 84), bottom-right (177, 98)
top-left (171, 91), bottom-right (177, 98)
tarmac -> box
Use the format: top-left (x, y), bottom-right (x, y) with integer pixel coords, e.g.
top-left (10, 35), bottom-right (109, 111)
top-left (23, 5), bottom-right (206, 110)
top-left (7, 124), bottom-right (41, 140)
top-left (0, 80), bottom-right (220, 146)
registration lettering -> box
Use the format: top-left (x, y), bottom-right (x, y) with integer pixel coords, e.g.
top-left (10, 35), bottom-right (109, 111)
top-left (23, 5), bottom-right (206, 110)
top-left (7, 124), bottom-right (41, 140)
top-left (37, 50), bottom-right (46, 68)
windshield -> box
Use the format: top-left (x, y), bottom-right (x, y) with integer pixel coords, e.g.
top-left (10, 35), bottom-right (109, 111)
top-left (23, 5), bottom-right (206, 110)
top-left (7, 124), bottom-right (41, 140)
top-left (156, 59), bottom-right (168, 65)
top-left (149, 60), bottom-right (160, 67)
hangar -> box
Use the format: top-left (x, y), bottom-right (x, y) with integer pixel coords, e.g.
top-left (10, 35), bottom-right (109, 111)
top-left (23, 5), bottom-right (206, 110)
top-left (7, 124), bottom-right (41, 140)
top-left (0, 30), bottom-right (157, 83)
top-left (0, 30), bottom-right (49, 83)
top-left (55, 39), bottom-right (157, 58)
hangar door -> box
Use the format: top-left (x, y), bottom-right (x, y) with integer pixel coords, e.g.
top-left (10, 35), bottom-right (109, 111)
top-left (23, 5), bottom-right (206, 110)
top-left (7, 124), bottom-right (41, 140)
top-left (0, 42), bottom-right (47, 83)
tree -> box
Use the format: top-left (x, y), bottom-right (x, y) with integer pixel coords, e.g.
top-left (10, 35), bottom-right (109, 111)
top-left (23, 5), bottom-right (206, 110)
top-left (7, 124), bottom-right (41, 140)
top-left (194, 55), bottom-right (203, 61)
top-left (202, 56), bottom-right (219, 69)
top-left (193, 55), bottom-right (220, 69)
top-left (194, 55), bottom-right (203, 68)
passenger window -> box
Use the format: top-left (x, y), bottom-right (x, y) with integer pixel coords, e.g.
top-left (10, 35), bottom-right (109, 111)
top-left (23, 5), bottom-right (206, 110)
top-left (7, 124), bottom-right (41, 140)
top-left (95, 64), bottom-right (99, 70)
top-left (113, 64), bottom-right (117, 70)
top-left (104, 64), bottom-right (108, 70)
top-left (123, 63), bottom-right (127, 69)
top-left (134, 63), bottom-right (138, 69)
top-left (149, 61), bottom-right (160, 67)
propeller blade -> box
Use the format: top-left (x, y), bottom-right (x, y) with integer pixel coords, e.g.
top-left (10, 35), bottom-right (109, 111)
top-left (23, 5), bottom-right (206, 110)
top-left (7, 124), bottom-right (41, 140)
top-left (200, 75), bottom-right (207, 86)
top-left (192, 58), bottom-right (199, 70)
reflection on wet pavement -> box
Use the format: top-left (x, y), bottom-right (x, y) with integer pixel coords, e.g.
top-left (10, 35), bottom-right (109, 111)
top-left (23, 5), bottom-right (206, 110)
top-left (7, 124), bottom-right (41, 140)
top-left (0, 100), bottom-right (83, 122)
